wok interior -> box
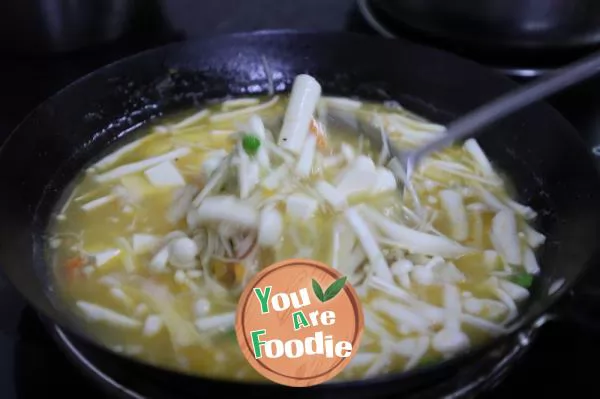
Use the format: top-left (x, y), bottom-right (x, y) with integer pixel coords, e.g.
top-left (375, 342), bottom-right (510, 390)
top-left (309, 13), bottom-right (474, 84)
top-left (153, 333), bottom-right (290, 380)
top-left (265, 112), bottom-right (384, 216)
top-left (1, 33), bottom-right (599, 393)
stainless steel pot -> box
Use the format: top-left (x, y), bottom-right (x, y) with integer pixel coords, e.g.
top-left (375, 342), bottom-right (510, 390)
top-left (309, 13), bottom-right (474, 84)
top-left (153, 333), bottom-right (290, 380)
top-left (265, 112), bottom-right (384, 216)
top-left (371, 0), bottom-right (600, 51)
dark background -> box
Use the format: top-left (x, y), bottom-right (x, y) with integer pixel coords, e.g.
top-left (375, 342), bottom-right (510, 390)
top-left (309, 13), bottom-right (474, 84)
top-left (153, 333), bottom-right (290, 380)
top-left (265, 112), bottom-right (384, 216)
top-left (1, 0), bottom-right (600, 398)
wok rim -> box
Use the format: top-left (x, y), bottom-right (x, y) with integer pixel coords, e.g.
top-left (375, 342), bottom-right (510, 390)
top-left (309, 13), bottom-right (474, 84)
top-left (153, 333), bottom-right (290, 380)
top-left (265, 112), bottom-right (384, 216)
top-left (46, 317), bottom-right (538, 398)
top-left (1, 29), bottom-right (598, 391)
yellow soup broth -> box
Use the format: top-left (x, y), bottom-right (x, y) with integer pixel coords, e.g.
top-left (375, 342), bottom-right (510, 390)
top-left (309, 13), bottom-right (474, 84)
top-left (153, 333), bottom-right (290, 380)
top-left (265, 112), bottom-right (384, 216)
top-left (47, 77), bottom-right (543, 382)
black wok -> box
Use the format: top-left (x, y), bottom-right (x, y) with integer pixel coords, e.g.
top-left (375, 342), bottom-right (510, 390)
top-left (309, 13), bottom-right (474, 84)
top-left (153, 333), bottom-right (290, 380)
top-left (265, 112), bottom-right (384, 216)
top-left (0, 31), bottom-right (599, 398)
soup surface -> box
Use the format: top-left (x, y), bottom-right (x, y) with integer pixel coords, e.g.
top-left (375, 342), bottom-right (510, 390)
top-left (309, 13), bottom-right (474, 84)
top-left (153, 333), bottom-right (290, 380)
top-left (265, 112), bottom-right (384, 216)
top-left (47, 74), bottom-right (544, 382)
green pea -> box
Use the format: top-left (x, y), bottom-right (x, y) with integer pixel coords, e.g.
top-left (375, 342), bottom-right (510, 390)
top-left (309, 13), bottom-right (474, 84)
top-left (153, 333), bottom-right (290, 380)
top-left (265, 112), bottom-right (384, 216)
top-left (242, 134), bottom-right (261, 156)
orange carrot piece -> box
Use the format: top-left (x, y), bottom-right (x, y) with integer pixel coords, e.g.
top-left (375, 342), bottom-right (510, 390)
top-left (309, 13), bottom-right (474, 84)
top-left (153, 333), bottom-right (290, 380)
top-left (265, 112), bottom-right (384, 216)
top-left (65, 257), bottom-right (85, 270)
top-left (309, 118), bottom-right (327, 149)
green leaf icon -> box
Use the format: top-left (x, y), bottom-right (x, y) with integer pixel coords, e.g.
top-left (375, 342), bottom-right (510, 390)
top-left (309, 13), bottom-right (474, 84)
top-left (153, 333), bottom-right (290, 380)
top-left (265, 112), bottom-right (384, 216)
top-left (323, 276), bottom-right (347, 302)
top-left (312, 276), bottom-right (347, 303)
top-left (312, 279), bottom-right (325, 302)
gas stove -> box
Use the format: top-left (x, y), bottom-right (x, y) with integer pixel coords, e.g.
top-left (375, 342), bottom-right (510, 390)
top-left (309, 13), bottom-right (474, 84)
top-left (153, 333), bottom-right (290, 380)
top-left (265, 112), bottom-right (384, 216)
top-left (1, 1), bottom-right (600, 398)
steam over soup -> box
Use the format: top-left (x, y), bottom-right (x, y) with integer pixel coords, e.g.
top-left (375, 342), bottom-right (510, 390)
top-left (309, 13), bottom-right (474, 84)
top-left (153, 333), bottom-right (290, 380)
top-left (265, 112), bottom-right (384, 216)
top-left (47, 74), bottom-right (544, 381)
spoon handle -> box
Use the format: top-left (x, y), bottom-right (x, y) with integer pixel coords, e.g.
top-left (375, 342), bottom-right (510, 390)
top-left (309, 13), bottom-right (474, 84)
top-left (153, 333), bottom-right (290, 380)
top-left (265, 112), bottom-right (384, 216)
top-left (411, 48), bottom-right (600, 163)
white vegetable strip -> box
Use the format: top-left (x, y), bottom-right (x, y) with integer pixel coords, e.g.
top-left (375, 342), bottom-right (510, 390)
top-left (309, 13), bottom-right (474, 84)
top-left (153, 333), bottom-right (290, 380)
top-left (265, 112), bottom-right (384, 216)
top-left (325, 97), bottom-right (362, 110)
top-left (335, 222), bottom-right (356, 265)
top-left (392, 337), bottom-right (422, 357)
top-left (201, 150), bottom-right (228, 178)
top-left (490, 210), bottom-right (522, 265)
top-left (258, 207), bottom-right (283, 247)
top-left (261, 164), bottom-right (288, 191)
top-left (93, 140), bottom-right (144, 170)
top-left (523, 224), bottom-right (546, 248)
top-left (248, 114), bottom-right (266, 138)
top-left (492, 284), bottom-right (519, 323)
top-left (76, 301), bottom-right (141, 329)
top-left (262, 140), bottom-right (296, 164)
top-left (373, 167), bottom-right (397, 193)
top-left (143, 315), bottom-right (164, 337)
top-left (133, 234), bottom-right (160, 255)
top-left (368, 275), bottom-right (413, 303)
top-left (431, 283), bottom-right (470, 353)
top-left (369, 275), bottom-right (445, 325)
top-left (473, 186), bottom-right (514, 214)
top-left (348, 353), bottom-right (377, 369)
top-left (81, 195), bottom-right (117, 212)
top-left (315, 180), bottom-right (347, 211)
top-left (115, 237), bottom-right (136, 273)
top-left (278, 75), bottom-right (322, 153)
top-left (344, 207), bottom-right (393, 281)
top-left (194, 312), bottom-right (235, 332)
top-left (385, 112), bottom-right (446, 133)
top-left (195, 195), bottom-right (259, 229)
top-left (463, 298), bottom-right (507, 319)
top-left (335, 155), bottom-right (375, 184)
top-left (209, 96), bottom-right (279, 123)
top-left (222, 98), bottom-right (260, 110)
top-left (505, 198), bottom-right (537, 220)
top-left (377, 120), bottom-right (390, 166)
top-left (295, 134), bottom-right (317, 177)
top-left (391, 259), bottom-right (413, 289)
top-left (474, 186), bottom-right (537, 219)
top-left (463, 139), bottom-right (495, 177)
top-left (363, 309), bottom-right (394, 341)
top-left (237, 146), bottom-right (253, 199)
top-left (170, 109), bottom-right (210, 130)
top-left (149, 246), bottom-right (170, 273)
top-left (432, 327), bottom-right (469, 355)
top-left (286, 194), bottom-right (318, 220)
top-left (523, 247), bottom-right (541, 274)
top-left (343, 246), bottom-right (367, 277)
top-left (442, 284), bottom-right (462, 331)
top-left (498, 279), bottom-right (530, 302)
top-left (330, 223), bottom-right (342, 269)
top-left (110, 288), bottom-right (133, 307)
top-left (364, 349), bottom-right (392, 378)
top-left (167, 185), bottom-right (198, 224)
top-left (404, 336), bottom-right (430, 371)
top-left (191, 154), bottom-right (232, 206)
top-left (144, 161), bottom-right (186, 188)
top-left (360, 206), bottom-right (470, 258)
top-left (371, 298), bottom-right (430, 333)
top-left (426, 160), bottom-right (501, 186)
top-left (140, 282), bottom-right (207, 347)
top-left (483, 250), bottom-right (500, 270)
top-left (98, 275), bottom-right (121, 287)
top-left (387, 157), bottom-right (407, 184)
top-left (439, 190), bottom-right (469, 241)
top-left (92, 248), bottom-right (121, 267)
top-left (340, 143), bottom-right (355, 162)
top-left (96, 147), bottom-right (191, 183)
top-left (459, 313), bottom-right (506, 335)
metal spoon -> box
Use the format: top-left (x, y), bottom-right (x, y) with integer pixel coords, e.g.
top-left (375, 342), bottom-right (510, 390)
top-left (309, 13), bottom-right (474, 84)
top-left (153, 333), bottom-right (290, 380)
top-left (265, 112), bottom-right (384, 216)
top-left (328, 48), bottom-right (600, 208)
